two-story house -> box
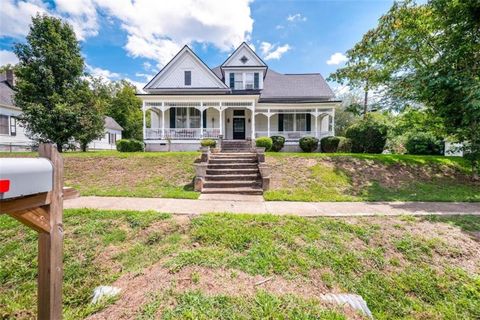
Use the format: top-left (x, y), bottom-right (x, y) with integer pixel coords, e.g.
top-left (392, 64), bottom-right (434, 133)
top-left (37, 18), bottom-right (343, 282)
top-left (139, 42), bottom-right (339, 151)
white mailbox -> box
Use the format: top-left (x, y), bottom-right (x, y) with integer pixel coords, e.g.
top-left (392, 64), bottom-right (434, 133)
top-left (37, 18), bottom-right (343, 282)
top-left (0, 158), bottom-right (53, 200)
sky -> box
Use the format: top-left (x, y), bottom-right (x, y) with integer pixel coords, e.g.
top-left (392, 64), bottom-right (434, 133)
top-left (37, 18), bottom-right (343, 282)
top-left (0, 0), bottom-right (394, 90)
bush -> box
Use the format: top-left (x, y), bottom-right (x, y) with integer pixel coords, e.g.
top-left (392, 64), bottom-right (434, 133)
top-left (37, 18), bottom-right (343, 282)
top-left (270, 136), bottom-right (285, 152)
top-left (337, 137), bottom-right (352, 153)
top-left (299, 136), bottom-right (319, 152)
top-left (405, 132), bottom-right (444, 155)
top-left (200, 139), bottom-right (216, 148)
top-left (345, 115), bottom-right (389, 153)
top-left (321, 136), bottom-right (340, 153)
top-left (255, 137), bottom-right (273, 151)
top-left (116, 139), bottom-right (144, 152)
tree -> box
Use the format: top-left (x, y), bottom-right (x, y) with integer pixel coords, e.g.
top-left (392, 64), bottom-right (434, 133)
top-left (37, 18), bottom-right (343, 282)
top-left (13, 14), bottom-right (103, 152)
top-left (106, 81), bottom-right (143, 140)
top-left (329, 0), bottom-right (480, 178)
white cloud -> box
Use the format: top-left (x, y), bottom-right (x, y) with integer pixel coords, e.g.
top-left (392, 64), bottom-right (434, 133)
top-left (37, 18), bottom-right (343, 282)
top-left (0, 0), bottom-right (48, 38)
top-left (86, 64), bottom-right (120, 80)
top-left (260, 41), bottom-right (291, 61)
top-left (327, 52), bottom-right (348, 65)
top-left (0, 50), bottom-right (19, 66)
top-left (55, 0), bottom-right (99, 40)
top-left (275, 25), bottom-right (284, 30)
top-left (94, 0), bottom-right (254, 68)
top-left (286, 13), bottom-right (307, 22)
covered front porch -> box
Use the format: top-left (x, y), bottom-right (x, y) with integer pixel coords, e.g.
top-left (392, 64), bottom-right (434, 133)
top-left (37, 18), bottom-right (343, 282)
top-left (141, 96), bottom-right (337, 151)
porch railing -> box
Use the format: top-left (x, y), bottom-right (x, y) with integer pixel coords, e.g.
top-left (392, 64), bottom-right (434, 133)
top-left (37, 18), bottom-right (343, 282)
top-left (146, 128), bottom-right (221, 140)
top-left (255, 131), bottom-right (333, 140)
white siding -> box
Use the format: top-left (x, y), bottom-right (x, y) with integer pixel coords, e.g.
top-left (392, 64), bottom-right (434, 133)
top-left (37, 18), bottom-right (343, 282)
top-left (153, 53), bottom-right (224, 89)
top-left (0, 105), bottom-right (33, 150)
top-left (88, 129), bottom-right (122, 150)
top-left (222, 45), bottom-right (265, 67)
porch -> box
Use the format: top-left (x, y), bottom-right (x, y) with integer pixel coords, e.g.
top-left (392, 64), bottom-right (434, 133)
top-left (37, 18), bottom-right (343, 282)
top-left (142, 98), bottom-right (336, 145)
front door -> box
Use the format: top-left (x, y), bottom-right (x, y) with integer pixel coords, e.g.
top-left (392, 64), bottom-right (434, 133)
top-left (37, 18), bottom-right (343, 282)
top-left (233, 118), bottom-right (246, 140)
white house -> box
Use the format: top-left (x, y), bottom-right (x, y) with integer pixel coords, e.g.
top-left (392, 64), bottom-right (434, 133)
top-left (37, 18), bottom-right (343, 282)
top-left (139, 43), bottom-right (340, 151)
top-left (88, 116), bottom-right (123, 150)
top-left (0, 70), bottom-right (33, 151)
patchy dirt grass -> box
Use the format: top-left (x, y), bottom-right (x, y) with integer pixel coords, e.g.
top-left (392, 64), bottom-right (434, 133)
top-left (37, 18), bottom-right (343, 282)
top-left (2, 210), bottom-right (479, 319)
top-left (265, 154), bottom-right (480, 202)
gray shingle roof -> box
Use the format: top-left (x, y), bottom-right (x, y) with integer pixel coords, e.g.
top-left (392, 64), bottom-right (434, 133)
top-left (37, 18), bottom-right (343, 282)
top-left (208, 67), bottom-right (334, 102)
top-left (104, 116), bottom-right (123, 131)
top-left (0, 74), bottom-right (14, 107)
top-left (259, 69), bottom-right (334, 102)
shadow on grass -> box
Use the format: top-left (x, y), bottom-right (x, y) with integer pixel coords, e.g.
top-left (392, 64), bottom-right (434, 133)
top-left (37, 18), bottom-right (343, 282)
top-left (420, 215), bottom-right (480, 233)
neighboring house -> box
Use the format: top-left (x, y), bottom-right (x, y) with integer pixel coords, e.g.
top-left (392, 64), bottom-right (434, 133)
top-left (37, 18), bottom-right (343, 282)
top-left (88, 116), bottom-right (123, 150)
top-left (0, 70), bottom-right (34, 151)
top-left (139, 43), bottom-right (340, 151)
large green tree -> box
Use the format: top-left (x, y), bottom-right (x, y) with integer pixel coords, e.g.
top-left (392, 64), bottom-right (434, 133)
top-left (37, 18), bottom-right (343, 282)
top-left (329, 0), bottom-right (480, 177)
top-left (14, 14), bottom-right (104, 152)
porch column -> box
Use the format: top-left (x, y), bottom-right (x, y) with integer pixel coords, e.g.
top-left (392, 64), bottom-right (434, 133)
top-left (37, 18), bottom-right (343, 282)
top-left (161, 102), bottom-right (165, 139)
top-left (331, 108), bottom-right (336, 136)
top-left (142, 101), bottom-right (146, 140)
top-left (251, 101), bottom-right (256, 139)
top-left (219, 103), bottom-right (223, 136)
top-left (200, 102), bottom-right (204, 138)
top-left (314, 108), bottom-right (318, 138)
top-left (267, 108), bottom-right (271, 137)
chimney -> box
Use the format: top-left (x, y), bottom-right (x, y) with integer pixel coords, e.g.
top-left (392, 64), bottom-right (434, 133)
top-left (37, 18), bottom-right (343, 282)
top-left (6, 69), bottom-right (15, 88)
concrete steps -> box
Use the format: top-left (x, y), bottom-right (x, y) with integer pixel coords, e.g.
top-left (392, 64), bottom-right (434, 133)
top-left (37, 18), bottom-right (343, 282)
top-left (201, 150), bottom-right (263, 195)
top-left (221, 140), bottom-right (253, 153)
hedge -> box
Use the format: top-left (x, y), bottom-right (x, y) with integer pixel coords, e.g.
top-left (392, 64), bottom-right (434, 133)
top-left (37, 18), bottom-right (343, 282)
top-left (256, 137), bottom-right (273, 151)
top-left (270, 136), bottom-right (286, 152)
top-left (200, 139), bottom-right (216, 148)
top-left (321, 136), bottom-right (352, 153)
top-left (116, 139), bottom-right (144, 152)
top-left (299, 136), bottom-right (319, 152)
top-left (345, 115), bottom-right (388, 153)
top-left (405, 132), bottom-right (444, 155)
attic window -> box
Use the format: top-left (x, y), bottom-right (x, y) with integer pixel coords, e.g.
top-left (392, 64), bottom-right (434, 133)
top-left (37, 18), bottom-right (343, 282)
top-left (184, 70), bottom-right (191, 86)
top-left (240, 55), bottom-right (249, 64)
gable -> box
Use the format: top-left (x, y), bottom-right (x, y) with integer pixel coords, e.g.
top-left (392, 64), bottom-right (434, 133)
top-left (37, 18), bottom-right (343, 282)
top-left (222, 42), bottom-right (267, 67)
top-left (144, 46), bottom-right (228, 90)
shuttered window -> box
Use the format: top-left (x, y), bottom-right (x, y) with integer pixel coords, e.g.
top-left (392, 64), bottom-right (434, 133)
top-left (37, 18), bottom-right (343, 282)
top-left (0, 115), bottom-right (8, 135)
top-left (10, 116), bottom-right (16, 136)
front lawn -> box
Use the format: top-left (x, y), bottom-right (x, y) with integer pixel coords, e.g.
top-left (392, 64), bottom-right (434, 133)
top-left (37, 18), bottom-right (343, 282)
top-left (265, 153), bottom-right (480, 202)
top-left (0, 151), bottom-right (200, 199)
top-left (1, 210), bottom-right (479, 319)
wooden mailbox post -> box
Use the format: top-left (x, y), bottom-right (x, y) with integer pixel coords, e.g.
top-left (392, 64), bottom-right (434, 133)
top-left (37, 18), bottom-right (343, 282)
top-left (0, 144), bottom-right (78, 319)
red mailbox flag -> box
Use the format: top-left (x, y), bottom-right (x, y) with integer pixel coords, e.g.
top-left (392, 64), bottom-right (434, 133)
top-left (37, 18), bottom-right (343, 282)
top-left (0, 179), bottom-right (10, 193)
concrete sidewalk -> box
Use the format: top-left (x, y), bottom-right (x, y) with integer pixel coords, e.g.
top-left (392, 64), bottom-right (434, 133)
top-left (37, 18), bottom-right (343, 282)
top-left (64, 196), bottom-right (480, 217)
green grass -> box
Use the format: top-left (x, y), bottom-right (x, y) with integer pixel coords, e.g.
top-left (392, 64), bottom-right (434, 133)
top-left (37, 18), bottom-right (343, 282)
top-left (265, 153), bottom-right (480, 202)
top-left (1, 211), bottom-right (479, 319)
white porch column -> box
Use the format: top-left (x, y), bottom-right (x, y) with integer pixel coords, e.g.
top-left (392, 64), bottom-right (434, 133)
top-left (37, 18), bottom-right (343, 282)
top-left (267, 108), bottom-right (271, 137)
top-left (219, 103), bottom-right (223, 137)
top-left (142, 101), bottom-right (146, 140)
top-left (314, 108), bottom-right (318, 138)
top-left (200, 102), bottom-right (204, 138)
top-left (251, 101), bottom-right (256, 139)
top-left (331, 108), bottom-right (336, 136)
top-left (161, 102), bottom-right (165, 139)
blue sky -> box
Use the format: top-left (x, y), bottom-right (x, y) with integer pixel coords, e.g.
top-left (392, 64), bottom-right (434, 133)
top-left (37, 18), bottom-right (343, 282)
top-left (0, 0), bottom-right (394, 90)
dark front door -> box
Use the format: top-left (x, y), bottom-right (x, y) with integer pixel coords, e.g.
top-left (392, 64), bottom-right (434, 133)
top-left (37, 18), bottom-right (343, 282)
top-left (233, 118), bottom-right (246, 140)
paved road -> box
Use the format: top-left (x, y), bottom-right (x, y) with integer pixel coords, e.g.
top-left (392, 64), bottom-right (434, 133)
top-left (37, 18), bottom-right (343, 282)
top-left (64, 196), bottom-right (480, 217)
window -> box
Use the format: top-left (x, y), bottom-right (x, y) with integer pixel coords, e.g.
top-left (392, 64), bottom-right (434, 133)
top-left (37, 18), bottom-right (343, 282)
top-left (0, 115), bottom-right (8, 135)
top-left (283, 114), bottom-right (294, 131)
top-left (9, 116), bottom-right (16, 136)
top-left (184, 71), bottom-right (191, 86)
top-left (296, 114), bottom-right (307, 131)
top-left (234, 73), bottom-right (243, 90)
top-left (245, 73), bottom-right (254, 90)
top-left (108, 132), bottom-right (116, 144)
top-left (254, 72), bottom-right (259, 89)
top-left (229, 73), bottom-right (235, 88)
top-left (175, 108), bottom-right (188, 128)
top-left (189, 108), bottom-right (200, 128)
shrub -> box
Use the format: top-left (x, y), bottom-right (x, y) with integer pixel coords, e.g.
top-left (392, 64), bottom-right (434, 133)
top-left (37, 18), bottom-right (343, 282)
top-left (405, 132), bottom-right (444, 155)
top-left (270, 136), bottom-right (285, 152)
top-left (116, 139), bottom-right (144, 152)
top-left (345, 115), bottom-right (389, 153)
top-left (299, 136), bottom-right (319, 152)
top-left (321, 136), bottom-right (340, 153)
top-left (337, 137), bottom-right (352, 153)
top-left (200, 139), bottom-right (216, 148)
top-left (255, 137), bottom-right (273, 151)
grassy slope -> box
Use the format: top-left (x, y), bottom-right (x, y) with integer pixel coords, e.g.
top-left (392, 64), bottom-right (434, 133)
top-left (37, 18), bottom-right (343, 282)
top-left (0, 151), bottom-right (200, 199)
top-left (265, 153), bottom-right (480, 202)
top-left (1, 210), bottom-right (479, 319)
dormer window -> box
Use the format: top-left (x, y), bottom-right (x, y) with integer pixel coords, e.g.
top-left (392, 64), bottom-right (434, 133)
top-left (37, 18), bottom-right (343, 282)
top-left (245, 73), bottom-right (254, 90)
top-left (184, 70), bottom-right (191, 86)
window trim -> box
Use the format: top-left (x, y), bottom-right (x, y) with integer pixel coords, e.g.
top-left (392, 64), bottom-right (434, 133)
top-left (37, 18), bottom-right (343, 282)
top-left (282, 113), bottom-right (308, 131)
top-left (0, 114), bottom-right (9, 135)
top-left (9, 116), bottom-right (16, 136)
top-left (175, 107), bottom-right (201, 129)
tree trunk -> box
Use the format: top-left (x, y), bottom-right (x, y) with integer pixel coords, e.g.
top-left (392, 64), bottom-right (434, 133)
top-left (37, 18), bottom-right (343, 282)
top-left (363, 82), bottom-right (369, 119)
top-left (56, 143), bottom-right (63, 153)
top-left (81, 143), bottom-right (87, 152)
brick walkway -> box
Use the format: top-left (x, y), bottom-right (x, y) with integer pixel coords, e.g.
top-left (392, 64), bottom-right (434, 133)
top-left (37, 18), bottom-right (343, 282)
top-left (64, 196), bottom-right (480, 217)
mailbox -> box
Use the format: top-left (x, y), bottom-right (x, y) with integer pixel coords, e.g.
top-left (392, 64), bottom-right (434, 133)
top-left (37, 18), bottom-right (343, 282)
top-left (0, 158), bottom-right (53, 200)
